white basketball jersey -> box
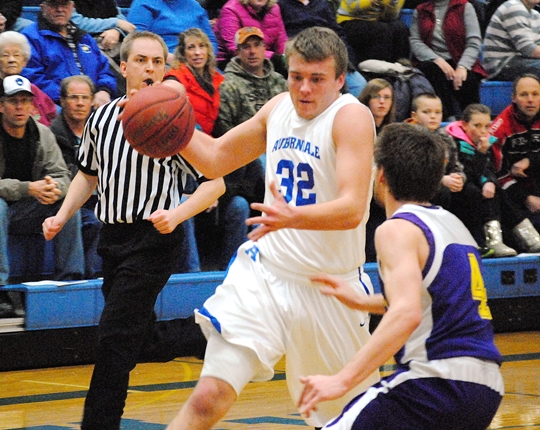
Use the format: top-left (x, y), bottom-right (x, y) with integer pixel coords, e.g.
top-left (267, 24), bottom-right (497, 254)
top-left (258, 93), bottom-right (373, 276)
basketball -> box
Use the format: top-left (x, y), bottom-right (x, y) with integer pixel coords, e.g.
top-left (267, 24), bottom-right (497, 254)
top-left (122, 85), bottom-right (196, 158)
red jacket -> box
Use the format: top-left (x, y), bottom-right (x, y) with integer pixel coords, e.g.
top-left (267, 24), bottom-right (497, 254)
top-left (416, 0), bottom-right (486, 77)
top-left (165, 65), bottom-right (224, 135)
top-left (490, 104), bottom-right (540, 186)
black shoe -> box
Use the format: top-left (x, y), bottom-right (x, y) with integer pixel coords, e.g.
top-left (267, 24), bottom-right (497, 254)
top-left (0, 291), bottom-right (16, 318)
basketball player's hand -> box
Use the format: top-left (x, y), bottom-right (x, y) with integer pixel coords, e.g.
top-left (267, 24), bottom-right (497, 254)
top-left (148, 209), bottom-right (180, 234)
top-left (116, 81), bottom-right (186, 121)
top-left (247, 182), bottom-right (293, 241)
top-left (298, 374), bottom-right (348, 418)
top-left (310, 273), bottom-right (365, 310)
top-left (42, 216), bottom-right (64, 241)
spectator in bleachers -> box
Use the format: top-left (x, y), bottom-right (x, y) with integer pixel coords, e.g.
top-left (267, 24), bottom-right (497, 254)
top-left (0, 76), bottom-right (84, 287)
top-left (21, 0), bottom-right (116, 108)
top-left (0, 0), bottom-right (33, 33)
top-left (215, 27), bottom-right (287, 135)
top-left (337, 0), bottom-right (410, 66)
top-left (490, 74), bottom-right (540, 252)
top-left (359, 78), bottom-right (395, 133)
top-left (483, 0), bottom-right (540, 81)
top-left (214, 0), bottom-right (287, 74)
top-left (165, 28), bottom-right (224, 135)
top-left (70, 0), bottom-right (136, 95)
top-left (71, 0), bottom-right (135, 57)
top-left (0, 31), bottom-right (57, 126)
top-left (50, 75), bottom-right (101, 278)
top-left (406, 93), bottom-right (466, 211)
top-left (410, 0), bottom-right (486, 121)
top-left (165, 28), bottom-right (224, 270)
top-left (359, 78), bottom-right (395, 262)
top-left (127, 0), bottom-right (217, 65)
top-left (278, 0), bottom-right (366, 96)
top-left (206, 27), bottom-right (286, 269)
top-left (445, 103), bottom-right (517, 257)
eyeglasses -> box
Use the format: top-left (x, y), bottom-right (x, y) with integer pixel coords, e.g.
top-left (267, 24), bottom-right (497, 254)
top-left (4, 96), bottom-right (34, 106)
top-left (370, 94), bottom-right (392, 101)
top-left (65, 94), bottom-right (93, 102)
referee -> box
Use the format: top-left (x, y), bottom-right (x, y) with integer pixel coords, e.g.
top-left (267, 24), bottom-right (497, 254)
top-left (42, 31), bottom-right (225, 430)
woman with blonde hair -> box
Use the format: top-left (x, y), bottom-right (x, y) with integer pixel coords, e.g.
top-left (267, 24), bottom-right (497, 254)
top-left (359, 78), bottom-right (396, 133)
top-left (213, 0), bottom-right (287, 70)
top-left (165, 28), bottom-right (224, 136)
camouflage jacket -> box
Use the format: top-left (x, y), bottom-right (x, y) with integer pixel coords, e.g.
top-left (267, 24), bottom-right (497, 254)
top-left (214, 57), bottom-right (288, 137)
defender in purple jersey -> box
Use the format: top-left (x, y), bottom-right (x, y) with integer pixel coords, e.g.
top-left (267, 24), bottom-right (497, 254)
top-left (299, 123), bottom-right (504, 430)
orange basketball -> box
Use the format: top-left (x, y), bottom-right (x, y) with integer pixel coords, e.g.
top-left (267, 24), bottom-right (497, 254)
top-left (122, 85), bottom-right (196, 158)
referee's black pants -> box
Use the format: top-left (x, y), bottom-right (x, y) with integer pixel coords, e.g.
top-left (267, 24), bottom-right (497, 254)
top-left (81, 221), bottom-right (184, 430)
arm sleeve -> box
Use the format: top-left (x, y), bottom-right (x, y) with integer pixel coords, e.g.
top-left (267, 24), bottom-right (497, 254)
top-left (457, 3), bottom-right (483, 70)
top-left (70, 9), bottom-right (119, 34)
top-left (409, 10), bottom-right (439, 61)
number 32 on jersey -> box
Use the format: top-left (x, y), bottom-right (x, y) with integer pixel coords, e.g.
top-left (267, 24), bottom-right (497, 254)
top-left (277, 159), bottom-right (316, 206)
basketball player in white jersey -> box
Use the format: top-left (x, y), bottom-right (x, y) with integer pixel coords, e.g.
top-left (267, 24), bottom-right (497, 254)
top-left (298, 123), bottom-right (504, 429)
top-left (166, 26), bottom-right (379, 429)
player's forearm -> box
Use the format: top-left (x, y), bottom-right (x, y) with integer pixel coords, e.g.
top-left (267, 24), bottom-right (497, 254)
top-left (355, 293), bottom-right (388, 314)
top-left (174, 178), bottom-right (225, 223)
top-left (288, 194), bottom-right (368, 231)
top-left (55, 171), bottom-right (97, 224)
top-left (337, 305), bottom-right (419, 391)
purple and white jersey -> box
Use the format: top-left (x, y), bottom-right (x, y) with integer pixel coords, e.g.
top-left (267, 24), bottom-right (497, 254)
top-left (382, 204), bottom-right (502, 367)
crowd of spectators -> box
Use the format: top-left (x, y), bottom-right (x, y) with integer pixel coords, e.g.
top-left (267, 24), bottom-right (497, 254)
top-left (1, 0), bottom-right (540, 318)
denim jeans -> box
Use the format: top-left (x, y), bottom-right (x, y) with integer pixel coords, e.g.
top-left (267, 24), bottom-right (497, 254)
top-left (493, 56), bottom-right (540, 81)
top-left (0, 197), bottom-right (85, 284)
top-left (81, 207), bottom-right (102, 278)
top-left (220, 195), bottom-right (250, 270)
top-left (174, 195), bottom-right (201, 273)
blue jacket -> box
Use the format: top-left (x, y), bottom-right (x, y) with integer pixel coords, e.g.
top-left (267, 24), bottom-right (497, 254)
top-left (21, 14), bottom-right (116, 103)
top-left (127, 0), bottom-right (218, 54)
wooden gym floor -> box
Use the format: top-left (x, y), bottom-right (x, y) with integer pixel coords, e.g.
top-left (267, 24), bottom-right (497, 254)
top-left (0, 331), bottom-right (539, 429)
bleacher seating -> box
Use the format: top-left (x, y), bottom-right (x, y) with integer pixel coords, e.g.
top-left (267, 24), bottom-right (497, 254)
top-left (2, 256), bottom-right (539, 331)
top-left (480, 80), bottom-right (513, 117)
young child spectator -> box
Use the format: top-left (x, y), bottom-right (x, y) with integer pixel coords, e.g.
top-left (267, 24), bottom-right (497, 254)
top-left (213, 0), bottom-right (287, 73)
top-left (407, 93), bottom-right (466, 210)
top-left (446, 103), bottom-right (517, 257)
top-left (410, 0), bottom-right (486, 120)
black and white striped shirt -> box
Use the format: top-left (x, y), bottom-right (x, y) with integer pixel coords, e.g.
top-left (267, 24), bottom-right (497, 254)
top-left (78, 96), bottom-right (198, 224)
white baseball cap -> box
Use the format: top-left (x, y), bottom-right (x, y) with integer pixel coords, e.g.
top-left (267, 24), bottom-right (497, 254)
top-left (1, 75), bottom-right (33, 97)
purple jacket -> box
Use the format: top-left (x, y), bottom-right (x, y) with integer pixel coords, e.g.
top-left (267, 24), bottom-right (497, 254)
top-left (214, 0), bottom-right (287, 63)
